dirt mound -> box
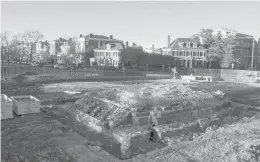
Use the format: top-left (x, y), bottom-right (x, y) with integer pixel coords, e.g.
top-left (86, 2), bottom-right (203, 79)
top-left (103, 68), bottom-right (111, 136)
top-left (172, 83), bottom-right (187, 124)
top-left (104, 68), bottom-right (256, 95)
top-left (128, 115), bottom-right (260, 162)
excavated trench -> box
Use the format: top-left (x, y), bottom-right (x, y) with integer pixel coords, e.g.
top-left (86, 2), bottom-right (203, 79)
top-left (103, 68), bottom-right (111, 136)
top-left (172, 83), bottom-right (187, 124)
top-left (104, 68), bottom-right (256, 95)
top-left (44, 96), bottom-right (259, 160)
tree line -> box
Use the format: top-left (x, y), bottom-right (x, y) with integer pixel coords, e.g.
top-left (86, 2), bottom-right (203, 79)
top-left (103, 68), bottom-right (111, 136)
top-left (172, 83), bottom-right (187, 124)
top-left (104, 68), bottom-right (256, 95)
top-left (1, 30), bottom-right (45, 65)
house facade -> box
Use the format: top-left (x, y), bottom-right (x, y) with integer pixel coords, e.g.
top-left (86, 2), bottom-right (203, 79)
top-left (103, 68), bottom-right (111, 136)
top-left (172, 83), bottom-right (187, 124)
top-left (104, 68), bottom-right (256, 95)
top-left (162, 38), bottom-right (208, 68)
top-left (48, 37), bottom-right (69, 63)
top-left (33, 41), bottom-right (49, 62)
top-left (57, 41), bottom-right (70, 64)
top-left (93, 43), bottom-right (123, 67)
top-left (74, 33), bottom-right (123, 65)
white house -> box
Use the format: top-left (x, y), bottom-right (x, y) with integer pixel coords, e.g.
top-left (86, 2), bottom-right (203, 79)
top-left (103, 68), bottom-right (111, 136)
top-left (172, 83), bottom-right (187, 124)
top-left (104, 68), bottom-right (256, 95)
top-left (93, 43), bottom-right (123, 67)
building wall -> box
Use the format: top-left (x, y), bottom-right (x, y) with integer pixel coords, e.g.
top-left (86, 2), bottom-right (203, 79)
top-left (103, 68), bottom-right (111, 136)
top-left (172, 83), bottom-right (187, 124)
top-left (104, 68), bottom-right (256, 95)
top-left (75, 37), bottom-right (85, 54)
top-left (49, 42), bottom-right (56, 55)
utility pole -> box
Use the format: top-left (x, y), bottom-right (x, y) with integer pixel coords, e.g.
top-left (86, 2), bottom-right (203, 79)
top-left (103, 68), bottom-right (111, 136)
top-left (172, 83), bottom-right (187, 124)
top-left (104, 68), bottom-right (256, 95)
top-left (251, 37), bottom-right (255, 69)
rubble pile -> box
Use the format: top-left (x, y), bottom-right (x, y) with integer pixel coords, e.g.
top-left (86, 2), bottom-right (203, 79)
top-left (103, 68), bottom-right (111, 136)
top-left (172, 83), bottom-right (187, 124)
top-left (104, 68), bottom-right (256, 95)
top-left (73, 82), bottom-right (216, 129)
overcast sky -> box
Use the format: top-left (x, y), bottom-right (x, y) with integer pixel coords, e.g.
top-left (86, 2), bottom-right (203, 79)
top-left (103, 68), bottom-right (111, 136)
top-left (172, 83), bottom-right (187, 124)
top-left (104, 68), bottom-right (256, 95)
top-left (2, 1), bottom-right (260, 48)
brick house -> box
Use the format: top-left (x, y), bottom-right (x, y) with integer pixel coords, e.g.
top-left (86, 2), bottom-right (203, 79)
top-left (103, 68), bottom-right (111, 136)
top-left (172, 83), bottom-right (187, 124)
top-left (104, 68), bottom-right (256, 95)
top-left (74, 33), bottom-right (123, 65)
top-left (162, 37), bottom-right (208, 68)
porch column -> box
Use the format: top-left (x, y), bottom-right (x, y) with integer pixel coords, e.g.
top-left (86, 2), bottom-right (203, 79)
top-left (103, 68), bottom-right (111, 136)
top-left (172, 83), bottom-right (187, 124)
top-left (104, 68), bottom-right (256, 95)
top-left (189, 59), bottom-right (193, 68)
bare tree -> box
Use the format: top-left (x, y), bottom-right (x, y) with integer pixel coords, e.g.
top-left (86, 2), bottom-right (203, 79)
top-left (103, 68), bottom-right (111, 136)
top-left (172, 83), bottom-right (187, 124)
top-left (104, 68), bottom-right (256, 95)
top-left (11, 33), bottom-right (24, 64)
top-left (1, 32), bottom-right (11, 65)
top-left (22, 30), bottom-right (44, 63)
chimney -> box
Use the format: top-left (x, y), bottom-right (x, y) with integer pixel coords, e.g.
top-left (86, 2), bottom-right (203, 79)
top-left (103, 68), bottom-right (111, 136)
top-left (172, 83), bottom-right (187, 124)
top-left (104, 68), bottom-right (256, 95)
top-left (109, 35), bottom-right (113, 39)
top-left (59, 37), bottom-right (62, 41)
top-left (89, 33), bottom-right (93, 38)
top-left (168, 35), bottom-right (171, 48)
top-left (80, 34), bottom-right (83, 37)
top-left (152, 44), bottom-right (155, 49)
top-left (125, 41), bottom-right (129, 48)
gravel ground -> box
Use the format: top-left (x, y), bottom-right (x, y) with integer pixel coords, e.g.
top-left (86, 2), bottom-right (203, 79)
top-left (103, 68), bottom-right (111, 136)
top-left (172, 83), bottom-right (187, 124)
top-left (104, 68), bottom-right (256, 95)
top-left (1, 79), bottom-right (259, 162)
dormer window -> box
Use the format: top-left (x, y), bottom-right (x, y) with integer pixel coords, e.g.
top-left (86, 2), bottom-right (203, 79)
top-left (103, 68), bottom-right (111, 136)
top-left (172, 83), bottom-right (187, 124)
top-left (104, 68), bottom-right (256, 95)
top-left (193, 43), bottom-right (197, 48)
top-left (187, 42), bottom-right (190, 48)
top-left (183, 42), bottom-right (187, 48)
top-left (180, 42), bottom-right (184, 48)
top-left (190, 43), bottom-right (193, 48)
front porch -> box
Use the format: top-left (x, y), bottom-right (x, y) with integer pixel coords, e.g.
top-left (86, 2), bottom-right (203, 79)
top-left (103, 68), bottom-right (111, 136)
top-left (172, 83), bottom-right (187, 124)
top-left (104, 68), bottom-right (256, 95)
top-left (174, 59), bottom-right (207, 68)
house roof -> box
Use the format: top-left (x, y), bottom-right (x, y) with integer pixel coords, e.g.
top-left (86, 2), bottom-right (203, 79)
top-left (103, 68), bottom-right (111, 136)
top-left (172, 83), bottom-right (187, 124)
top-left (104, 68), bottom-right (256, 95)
top-left (168, 37), bottom-right (205, 50)
top-left (94, 43), bottom-right (123, 50)
top-left (54, 38), bottom-right (68, 43)
top-left (85, 34), bottom-right (122, 42)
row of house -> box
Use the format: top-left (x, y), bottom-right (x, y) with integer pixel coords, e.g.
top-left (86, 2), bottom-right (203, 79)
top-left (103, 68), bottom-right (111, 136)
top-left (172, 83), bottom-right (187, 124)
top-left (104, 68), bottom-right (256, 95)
top-left (3, 29), bottom-right (260, 70)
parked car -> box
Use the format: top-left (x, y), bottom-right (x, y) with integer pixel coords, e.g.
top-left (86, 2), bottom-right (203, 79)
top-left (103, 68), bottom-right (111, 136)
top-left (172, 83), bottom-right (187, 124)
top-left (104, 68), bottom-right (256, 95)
top-left (55, 64), bottom-right (67, 69)
top-left (43, 63), bottom-right (54, 68)
top-left (37, 62), bottom-right (44, 67)
top-left (66, 64), bottom-right (78, 70)
top-left (54, 64), bottom-right (59, 68)
top-left (12, 72), bottom-right (39, 84)
top-left (31, 62), bottom-right (38, 67)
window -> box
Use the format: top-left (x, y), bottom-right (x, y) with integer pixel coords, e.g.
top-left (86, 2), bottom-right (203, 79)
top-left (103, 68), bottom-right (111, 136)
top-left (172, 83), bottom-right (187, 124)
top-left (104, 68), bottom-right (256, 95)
top-left (106, 52), bottom-right (109, 56)
top-left (176, 51), bottom-right (179, 56)
top-left (113, 52), bottom-right (115, 57)
top-left (193, 52), bottom-right (196, 56)
top-left (180, 60), bottom-right (183, 66)
top-left (200, 52), bottom-right (203, 56)
top-left (186, 51), bottom-right (189, 56)
top-left (183, 43), bottom-right (187, 48)
top-left (190, 43), bottom-right (193, 48)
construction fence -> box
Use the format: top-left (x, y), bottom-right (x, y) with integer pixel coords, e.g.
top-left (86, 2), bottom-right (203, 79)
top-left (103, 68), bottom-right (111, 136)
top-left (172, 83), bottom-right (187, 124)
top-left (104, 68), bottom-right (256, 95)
top-left (1, 65), bottom-right (174, 78)
top-left (1, 65), bottom-right (260, 83)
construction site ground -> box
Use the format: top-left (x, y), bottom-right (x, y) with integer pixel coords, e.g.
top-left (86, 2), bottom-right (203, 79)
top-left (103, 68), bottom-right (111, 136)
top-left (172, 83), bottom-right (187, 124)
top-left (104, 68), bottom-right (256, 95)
top-left (1, 79), bottom-right (260, 162)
